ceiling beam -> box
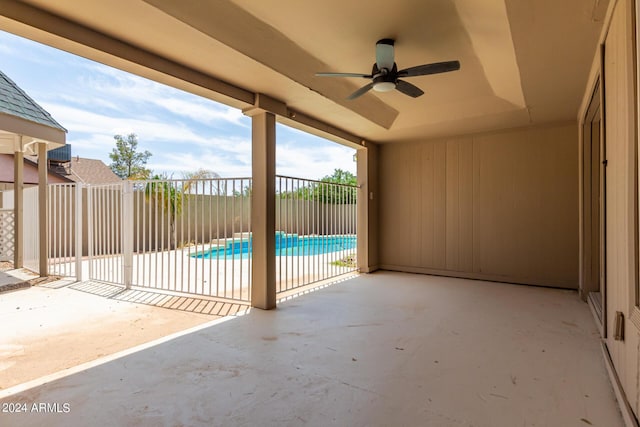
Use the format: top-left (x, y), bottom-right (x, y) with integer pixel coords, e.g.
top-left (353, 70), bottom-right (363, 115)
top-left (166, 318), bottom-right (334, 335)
top-left (143, 0), bottom-right (399, 130)
top-left (0, 0), bottom-right (254, 106)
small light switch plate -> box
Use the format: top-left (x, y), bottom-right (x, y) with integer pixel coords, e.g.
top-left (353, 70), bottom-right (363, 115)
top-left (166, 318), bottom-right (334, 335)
top-left (615, 311), bottom-right (625, 341)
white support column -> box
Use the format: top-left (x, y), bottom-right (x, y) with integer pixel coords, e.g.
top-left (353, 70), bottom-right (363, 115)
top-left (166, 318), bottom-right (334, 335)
top-left (356, 142), bottom-right (379, 273)
top-left (75, 183), bottom-right (83, 281)
top-left (122, 180), bottom-right (134, 288)
top-left (246, 108), bottom-right (276, 309)
top-left (38, 142), bottom-right (48, 276)
top-left (13, 150), bottom-right (23, 268)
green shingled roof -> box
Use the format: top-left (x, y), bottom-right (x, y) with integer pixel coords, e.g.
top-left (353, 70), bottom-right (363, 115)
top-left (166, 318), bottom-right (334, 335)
top-left (0, 70), bottom-right (66, 132)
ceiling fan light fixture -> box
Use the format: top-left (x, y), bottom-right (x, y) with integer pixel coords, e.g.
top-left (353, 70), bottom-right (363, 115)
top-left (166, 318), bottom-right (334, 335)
top-left (373, 81), bottom-right (396, 92)
top-left (315, 38), bottom-right (460, 100)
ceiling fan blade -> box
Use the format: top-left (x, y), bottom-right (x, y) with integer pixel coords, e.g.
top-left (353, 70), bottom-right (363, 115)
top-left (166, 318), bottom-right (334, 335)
top-left (348, 82), bottom-right (375, 100)
top-left (396, 80), bottom-right (424, 98)
top-left (398, 60), bottom-right (460, 77)
top-left (316, 72), bottom-right (371, 78)
top-left (376, 39), bottom-right (395, 71)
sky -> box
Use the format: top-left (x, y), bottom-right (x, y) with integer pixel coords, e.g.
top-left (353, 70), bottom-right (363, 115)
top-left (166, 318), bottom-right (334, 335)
top-left (0, 30), bottom-right (356, 180)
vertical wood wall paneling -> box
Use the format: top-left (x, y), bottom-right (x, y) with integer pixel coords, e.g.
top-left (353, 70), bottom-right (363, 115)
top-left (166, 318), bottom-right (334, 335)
top-left (602, 0), bottom-right (640, 412)
top-left (432, 141), bottom-right (447, 270)
top-left (459, 139), bottom-right (474, 272)
top-left (379, 143), bottom-right (410, 266)
top-left (416, 143), bottom-right (430, 267)
top-left (606, 0), bottom-right (624, 396)
top-left (445, 138), bottom-right (474, 272)
top-left (379, 122), bottom-right (578, 289)
top-left (445, 140), bottom-right (460, 271)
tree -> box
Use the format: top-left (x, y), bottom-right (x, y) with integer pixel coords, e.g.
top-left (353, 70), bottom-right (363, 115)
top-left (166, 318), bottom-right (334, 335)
top-left (182, 168), bottom-right (221, 195)
top-left (276, 169), bottom-right (357, 204)
top-left (145, 173), bottom-right (184, 249)
top-left (145, 169), bottom-right (221, 248)
top-left (232, 185), bottom-right (252, 197)
top-left (320, 169), bottom-right (356, 186)
top-left (109, 133), bottom-right (152, 179)
top-left (314, 169), bottom-right (357, 204)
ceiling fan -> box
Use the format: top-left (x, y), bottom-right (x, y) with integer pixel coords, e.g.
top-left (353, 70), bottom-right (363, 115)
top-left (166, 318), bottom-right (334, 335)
top-left (316, 39), bottom-right (460, 100)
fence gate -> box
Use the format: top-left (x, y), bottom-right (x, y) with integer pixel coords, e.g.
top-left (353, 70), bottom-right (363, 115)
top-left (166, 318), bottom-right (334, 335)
top-left (48, 183), bottom-right (83, 278)
top-left (86, 182), bottom-right (128, 285)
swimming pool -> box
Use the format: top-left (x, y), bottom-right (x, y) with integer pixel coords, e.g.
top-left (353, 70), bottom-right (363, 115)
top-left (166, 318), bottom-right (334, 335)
top-left (192, 233), bottom-right (356, 259)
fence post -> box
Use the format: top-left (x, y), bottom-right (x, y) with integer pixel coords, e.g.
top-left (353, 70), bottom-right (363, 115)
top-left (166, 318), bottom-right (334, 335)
top-left (14, 151), bottom-right (23, 268)
top-left (75, 184), bottom-right (83, 281)
top-left (123, 181), bottom-right (134, 289)
top-left (38, 142), bottom-right (48, 277)
top-left (87, 185), bottom-right (93, 279)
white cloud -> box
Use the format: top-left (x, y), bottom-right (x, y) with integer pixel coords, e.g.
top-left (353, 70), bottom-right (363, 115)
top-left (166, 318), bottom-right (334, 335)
top-left (67, 133), bottom-right (113, 153)
top-left (159, 98), bottom-right (247, 127)
top-left (202, 136), bottom-right (251, 154)
top-left (276, 142), bottom-right (356, 179)
top-left (0, 30), bottom-right (76, 67)
top-left (54, 92), bottom-right (121, 112)
top-left (81, 64), bottom-right (246, 127)
top-left (151, 151), bottom-right (251, 178)
top-left (0, 42), bottom-right (13, 55)
top-left (40, 102), bottom-right (209, 145)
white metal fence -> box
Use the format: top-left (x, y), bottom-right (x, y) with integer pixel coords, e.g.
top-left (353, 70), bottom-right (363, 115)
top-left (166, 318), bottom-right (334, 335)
top-left (275, 175), bottom-right (358, 294)
top-left (23, 186), bottom-right (39, 272)
top-left (87, 182), bottom-right (125, 285)
top-left (22, 175), bottom-right (357, 303)
top-left (132, 177), bottom-right (252, 301)
top-left (48, 184), bottom-right (82, 278)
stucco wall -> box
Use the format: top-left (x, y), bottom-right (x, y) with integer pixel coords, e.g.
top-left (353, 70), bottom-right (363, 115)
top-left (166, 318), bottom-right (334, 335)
top-left (379, 122), bottom-right (579, 288)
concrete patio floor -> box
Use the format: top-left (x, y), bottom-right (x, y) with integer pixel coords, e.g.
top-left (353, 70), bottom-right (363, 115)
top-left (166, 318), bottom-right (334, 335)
top-left (0, 281), bottom-right (246, 390)
top-left (0, 271), bottom-right (623, 426)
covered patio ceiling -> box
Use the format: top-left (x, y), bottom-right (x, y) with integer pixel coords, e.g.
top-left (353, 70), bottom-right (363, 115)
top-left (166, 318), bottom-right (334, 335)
top-left (0, 0), bottom-right (608, 145)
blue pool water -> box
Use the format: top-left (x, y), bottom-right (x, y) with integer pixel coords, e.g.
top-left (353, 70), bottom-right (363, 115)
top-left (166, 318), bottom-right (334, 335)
top-left (192, 233), bottom-right (356, 259)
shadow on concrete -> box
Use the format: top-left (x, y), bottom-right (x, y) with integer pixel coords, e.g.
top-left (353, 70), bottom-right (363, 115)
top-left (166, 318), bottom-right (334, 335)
top-left (68, 281), bottom-right (250, 317)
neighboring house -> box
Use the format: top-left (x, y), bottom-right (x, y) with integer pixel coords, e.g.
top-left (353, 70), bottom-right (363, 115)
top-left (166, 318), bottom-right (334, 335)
top-left (25, 151), bottom-right (122, 185)
top-left (62, 156), bottom-right (121, 184)
top-left (0, 153), bottom-right (72, 189)
top-left (0, 154), bottom-right (120, 191)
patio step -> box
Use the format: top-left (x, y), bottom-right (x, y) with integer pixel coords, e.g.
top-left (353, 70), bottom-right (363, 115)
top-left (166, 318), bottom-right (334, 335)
top-left (0, 281), bottom-right (30, 294)
top-left (0, 268), bottom-right (36, 294)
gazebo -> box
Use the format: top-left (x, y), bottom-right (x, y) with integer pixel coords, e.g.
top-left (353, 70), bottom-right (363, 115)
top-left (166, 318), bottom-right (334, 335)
top-left (0, 70), bottom-right (66, 276)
